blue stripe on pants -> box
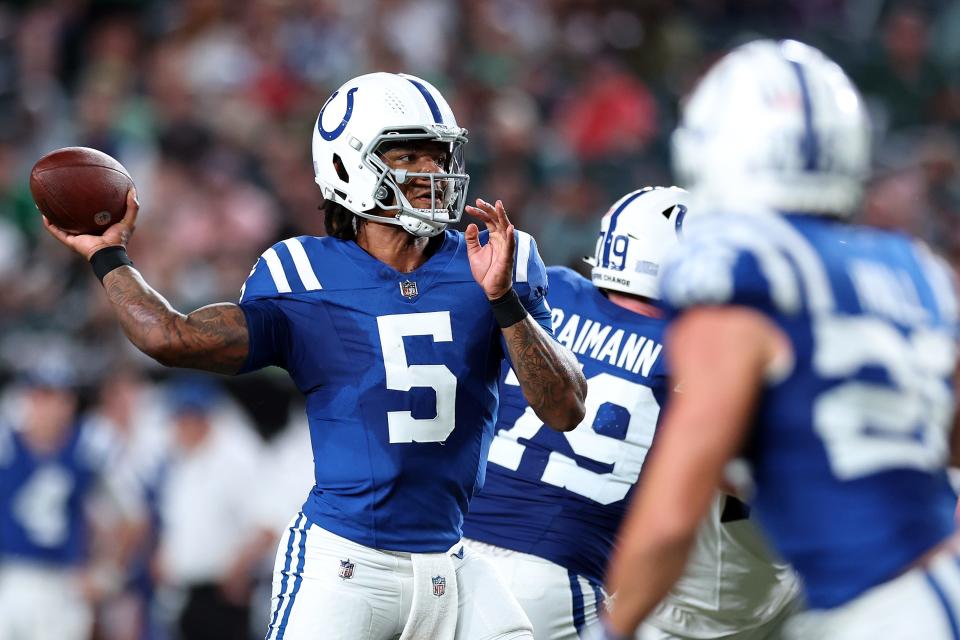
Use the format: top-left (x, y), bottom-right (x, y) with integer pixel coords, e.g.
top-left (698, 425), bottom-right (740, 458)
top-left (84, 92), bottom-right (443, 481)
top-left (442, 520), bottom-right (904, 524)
top-left (276, 516), bottom-right (310, 639)
top-left (569, 571), bottom-right (586, 637)
top-left (925, 569), bottom-right (960, 640)
top-left (590, 580), bottom-right (605, 615)
top-left (265, 513), bottom-right (305, 640)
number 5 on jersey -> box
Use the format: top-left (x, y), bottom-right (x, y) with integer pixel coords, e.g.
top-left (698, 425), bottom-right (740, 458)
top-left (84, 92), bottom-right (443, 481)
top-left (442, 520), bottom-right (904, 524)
top-left (377, 312), bottom-right (457, 444)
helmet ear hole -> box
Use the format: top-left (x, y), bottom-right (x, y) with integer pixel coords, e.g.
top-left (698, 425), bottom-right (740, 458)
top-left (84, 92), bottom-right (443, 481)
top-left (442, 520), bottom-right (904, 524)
top-left (332, 154), bottom-right (350, 183)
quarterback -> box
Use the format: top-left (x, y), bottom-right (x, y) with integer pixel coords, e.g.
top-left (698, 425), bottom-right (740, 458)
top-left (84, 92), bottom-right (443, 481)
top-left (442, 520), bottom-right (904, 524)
top-left (463, 187), bottom-right (799, 640)
top-left (43, 72), bottom-right (586, 640)
top-left (603, 41), bottom-right (960, 640)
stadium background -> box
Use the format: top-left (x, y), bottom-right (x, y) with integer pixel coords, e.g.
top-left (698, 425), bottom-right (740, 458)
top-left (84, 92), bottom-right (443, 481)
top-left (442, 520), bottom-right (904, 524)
top-left (1, 0), bottom-right (958, 638)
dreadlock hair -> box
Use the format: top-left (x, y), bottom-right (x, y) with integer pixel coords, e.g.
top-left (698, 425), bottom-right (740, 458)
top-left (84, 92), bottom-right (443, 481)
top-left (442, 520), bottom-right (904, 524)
top-left (321, 199), bottom-right (363, 241)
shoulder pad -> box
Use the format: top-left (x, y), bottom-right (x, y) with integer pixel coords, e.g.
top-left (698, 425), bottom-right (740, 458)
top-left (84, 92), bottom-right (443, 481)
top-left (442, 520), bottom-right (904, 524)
top-left (240, 236), bottom-right (326, 303)
top-left (660, 214), bottom-right (810, 317)
top-left (546, 265), bottom-right (589, 293)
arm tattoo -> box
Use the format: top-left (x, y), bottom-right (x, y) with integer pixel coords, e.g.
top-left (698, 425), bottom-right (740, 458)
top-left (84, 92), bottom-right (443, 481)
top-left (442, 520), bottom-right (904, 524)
top-left (503, 316), bottom-right (586, 430)
top-left (103, 266), bottom-right (249, 374)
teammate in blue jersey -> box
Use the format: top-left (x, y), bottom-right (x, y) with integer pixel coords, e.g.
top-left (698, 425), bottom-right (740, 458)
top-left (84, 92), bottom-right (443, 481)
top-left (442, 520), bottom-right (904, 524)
top-left (42, 71), bottom-right (586, 640)
top-left (602, 40), bottom-right (960, 640)
top-left (463, 187), bottom-right (799, 640)
top-left (0, 368), bottom-right (144, 640)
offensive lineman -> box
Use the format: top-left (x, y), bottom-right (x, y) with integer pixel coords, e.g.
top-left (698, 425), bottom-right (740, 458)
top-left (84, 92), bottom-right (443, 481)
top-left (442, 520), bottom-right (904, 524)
top-left (42, 72), bottom-right (586, 640)
top-left (463, 187), bottom-right (800, 640)
top-left (603, 40), bottom-right (960, 640)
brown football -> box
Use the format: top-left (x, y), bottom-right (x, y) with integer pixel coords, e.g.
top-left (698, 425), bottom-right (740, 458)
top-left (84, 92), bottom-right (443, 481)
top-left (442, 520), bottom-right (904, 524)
top-left (29, 147), bottom-right (135, 235)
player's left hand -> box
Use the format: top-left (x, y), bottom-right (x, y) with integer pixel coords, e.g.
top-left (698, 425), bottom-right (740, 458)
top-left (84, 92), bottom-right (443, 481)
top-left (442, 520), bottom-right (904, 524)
top-left (465, 198), bottom-right (515, 300)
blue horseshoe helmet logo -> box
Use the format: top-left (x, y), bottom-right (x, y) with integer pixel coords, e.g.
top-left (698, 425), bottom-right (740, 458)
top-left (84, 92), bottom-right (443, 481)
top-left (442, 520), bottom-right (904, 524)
top-left (674, 204), bottom-right (688, 234)
top-left (317, 87), bottom-right (358, 141)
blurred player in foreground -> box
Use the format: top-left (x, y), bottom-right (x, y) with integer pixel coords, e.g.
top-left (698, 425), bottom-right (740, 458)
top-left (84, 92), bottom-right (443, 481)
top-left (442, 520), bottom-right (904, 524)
top-left (602, 40), bottom-right (960, 640)
top-left (463, 187), bottom-right (800, 640)
top-left (42, 71), bottom-right (586, 640)
top-left (0, 367), bottom-right (145, 640)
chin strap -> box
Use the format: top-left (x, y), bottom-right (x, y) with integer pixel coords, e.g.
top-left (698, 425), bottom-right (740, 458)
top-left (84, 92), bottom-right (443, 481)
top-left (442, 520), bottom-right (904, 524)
top-left (399, 213), bottom-right (447, 237)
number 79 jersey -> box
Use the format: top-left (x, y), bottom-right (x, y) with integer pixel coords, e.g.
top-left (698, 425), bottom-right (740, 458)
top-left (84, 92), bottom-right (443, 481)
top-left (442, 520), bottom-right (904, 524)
top-left (238, 230), bottom-right (551, 553)
top-left (658, 213), bottom-right (959, 610)
top-left (462, 266), bottom-right (669, 585)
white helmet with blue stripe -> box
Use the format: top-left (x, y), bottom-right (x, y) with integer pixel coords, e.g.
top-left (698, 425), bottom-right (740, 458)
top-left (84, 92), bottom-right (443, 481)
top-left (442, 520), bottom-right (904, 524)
top-left (672, 39), bottom-right (870, 217)
top-left (586, 186), bottom-right (691, 299)
top-left (312, 72), bottom-right (469, 237)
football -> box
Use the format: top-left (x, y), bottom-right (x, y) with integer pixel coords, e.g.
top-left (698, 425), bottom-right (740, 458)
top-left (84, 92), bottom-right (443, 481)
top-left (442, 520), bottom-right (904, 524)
top-left (29, 147), bottom-right (135, 236)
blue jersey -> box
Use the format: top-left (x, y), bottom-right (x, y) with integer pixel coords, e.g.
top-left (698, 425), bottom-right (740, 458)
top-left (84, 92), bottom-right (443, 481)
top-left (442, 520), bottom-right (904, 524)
top-left (659, 213), bottom-right (959, 610)
top-left (0, 420), bottom-right (114, 565)
top-left (462, 267), bottom-right (669, 584)
top-left (239, 229), bottom-right (551, 552)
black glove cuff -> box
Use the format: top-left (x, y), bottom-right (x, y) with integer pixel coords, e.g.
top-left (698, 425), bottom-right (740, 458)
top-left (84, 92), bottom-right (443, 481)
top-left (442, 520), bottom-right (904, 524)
top-left (90, 246), bottom-right (133, 283)
top-left (490, 288), bottom-right (528, 329)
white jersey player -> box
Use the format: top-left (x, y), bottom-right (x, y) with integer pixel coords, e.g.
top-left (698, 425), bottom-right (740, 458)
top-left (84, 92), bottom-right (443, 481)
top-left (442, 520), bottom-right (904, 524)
top-left (462, 187), bottom-right (800, 640)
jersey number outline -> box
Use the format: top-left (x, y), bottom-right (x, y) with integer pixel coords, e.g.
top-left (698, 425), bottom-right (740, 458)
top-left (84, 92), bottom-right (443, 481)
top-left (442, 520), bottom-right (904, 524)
top-left (812, 316), bottom-right (954, 479)
top-left (488, 371), bottom-right (659, 505)
top-left (377, 311), bottom-right (457, 444)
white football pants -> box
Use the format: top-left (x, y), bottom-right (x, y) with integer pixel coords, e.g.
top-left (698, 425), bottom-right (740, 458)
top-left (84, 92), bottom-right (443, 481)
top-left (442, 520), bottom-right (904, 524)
top-left (0, 561), bottom-right (93, 640)
top-left (265, 514), bottom-right (533, 640)
top-left (466, 539), bottom-right (609, 640)
top-left (467, 540), bottom-right (800, 640)
top-left (785, 545), bottom-right (960, 640)
top-left (636, 601), bottom-right (795, 640)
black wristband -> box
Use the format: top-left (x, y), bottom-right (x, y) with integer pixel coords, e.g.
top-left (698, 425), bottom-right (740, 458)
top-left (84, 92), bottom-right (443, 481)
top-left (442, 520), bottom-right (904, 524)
top-left (90, 246), bottom-right (133, 283)
top-left (490, 288), bottom-right (528, 329)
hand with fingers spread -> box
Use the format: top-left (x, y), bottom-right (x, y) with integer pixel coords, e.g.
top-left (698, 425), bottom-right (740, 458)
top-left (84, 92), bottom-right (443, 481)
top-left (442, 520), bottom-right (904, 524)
top-left (465, 198), bottom-right (516, 300)
top-left (43, 188), bottom-right (140, 261)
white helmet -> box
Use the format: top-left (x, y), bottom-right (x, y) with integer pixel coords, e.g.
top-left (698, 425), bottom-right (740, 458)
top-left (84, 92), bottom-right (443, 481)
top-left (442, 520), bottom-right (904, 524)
top-left (672, 39), bottom-right (870, 217)
top-left (586, 186), bottom-right (691, 299)
top-left (312, 72), bottom-right (470, 237)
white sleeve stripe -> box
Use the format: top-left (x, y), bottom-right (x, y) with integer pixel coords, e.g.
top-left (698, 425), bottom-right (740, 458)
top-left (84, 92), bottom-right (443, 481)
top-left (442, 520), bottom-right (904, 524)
top-left (515, 231), bottom-right (533, 283)
top-left (690, 215), bottom-right (834, 315)
top-left (263, 248), bottom-right (292, 293)
top-left (283, 238), bottom-right (322, 291)
top-left (673, 224), bottom-right (801, 314)
top-left (751, 215), bottom-right (835, 313)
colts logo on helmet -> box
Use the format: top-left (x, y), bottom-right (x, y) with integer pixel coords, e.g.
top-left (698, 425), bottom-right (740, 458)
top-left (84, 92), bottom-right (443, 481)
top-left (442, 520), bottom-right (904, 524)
top-left (317, 87), bottom-right (359, 141)
top-left (674, 204), bottom-right (688, 234)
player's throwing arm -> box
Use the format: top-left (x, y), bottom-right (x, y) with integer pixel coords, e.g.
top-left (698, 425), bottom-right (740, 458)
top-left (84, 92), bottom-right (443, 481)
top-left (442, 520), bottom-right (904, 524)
top-left (42, 189), bottom-right (251, 375)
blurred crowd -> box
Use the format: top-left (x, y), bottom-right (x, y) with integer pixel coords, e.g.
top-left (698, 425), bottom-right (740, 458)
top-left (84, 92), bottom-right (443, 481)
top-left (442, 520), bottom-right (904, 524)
top-left (2, 0), bottom-right (960, 638)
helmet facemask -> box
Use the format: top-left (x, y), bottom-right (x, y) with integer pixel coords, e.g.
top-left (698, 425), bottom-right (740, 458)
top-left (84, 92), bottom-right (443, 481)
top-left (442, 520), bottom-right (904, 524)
top-left (359, 126), bottom-right (470, 237)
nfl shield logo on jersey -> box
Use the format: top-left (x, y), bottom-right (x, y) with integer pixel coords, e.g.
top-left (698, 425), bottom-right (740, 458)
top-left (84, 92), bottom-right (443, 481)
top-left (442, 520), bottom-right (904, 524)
top-left (399, 280), bottom-right (419, 299)
top-left (338, 559), bottom-right (355, 580)
top-left (432, 575), bottom-right (446, 597)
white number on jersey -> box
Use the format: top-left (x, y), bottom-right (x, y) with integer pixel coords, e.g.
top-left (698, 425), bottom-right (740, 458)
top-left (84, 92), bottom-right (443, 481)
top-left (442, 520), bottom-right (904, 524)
top-left (488, 371), bottom-right (659, 505)
top-left (13, 465), bottom-right (74, 546)
top-left (813, 316), bottom-right (954, 479)
top-left (377, 312), bottom-right (457, 444)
